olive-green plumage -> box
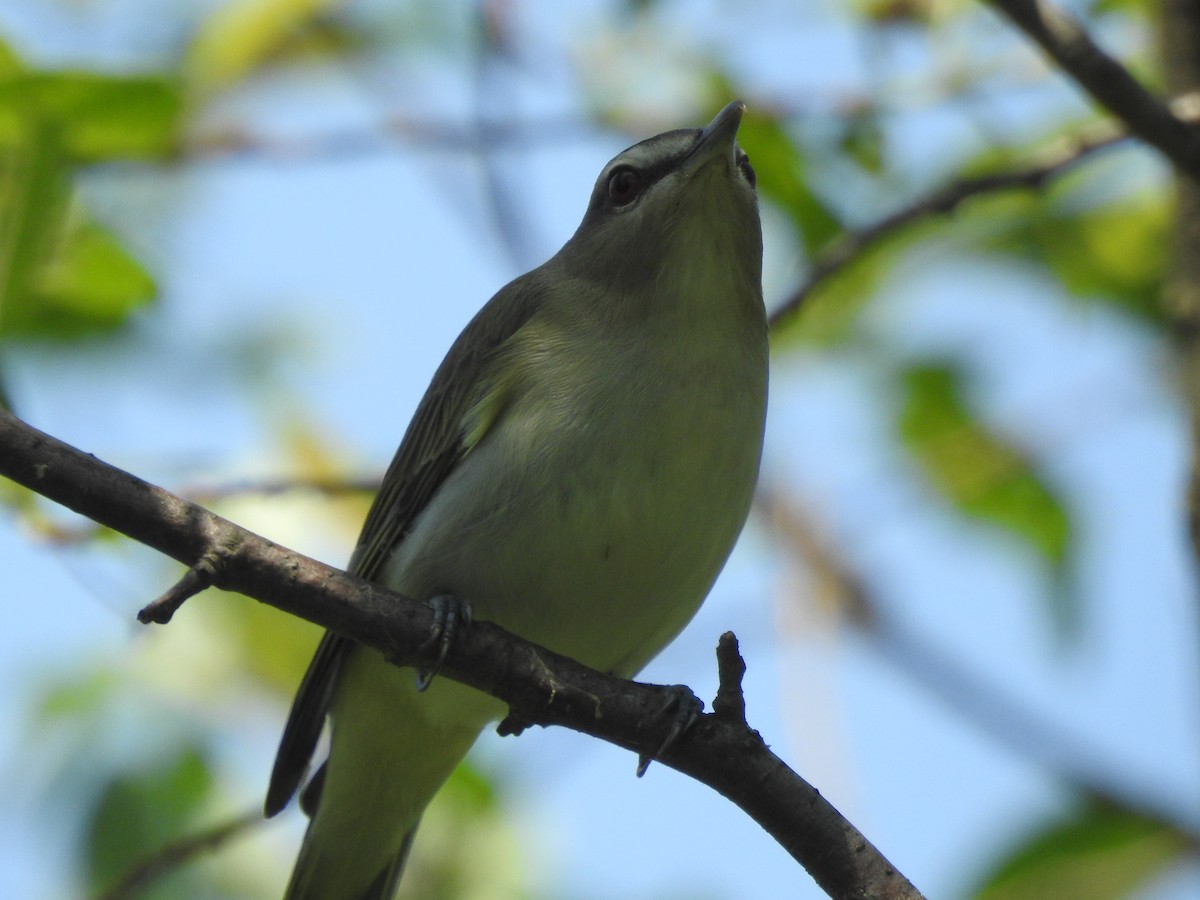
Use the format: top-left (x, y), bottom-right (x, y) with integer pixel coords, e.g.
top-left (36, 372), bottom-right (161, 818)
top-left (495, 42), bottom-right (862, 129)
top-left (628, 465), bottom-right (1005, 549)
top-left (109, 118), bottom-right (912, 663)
top-left (268, 101), bottom-right (768, 900)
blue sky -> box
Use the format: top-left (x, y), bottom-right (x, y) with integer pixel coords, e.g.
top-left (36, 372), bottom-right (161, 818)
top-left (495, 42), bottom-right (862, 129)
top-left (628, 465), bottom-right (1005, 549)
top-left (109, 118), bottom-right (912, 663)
top-left (1, 2), bottom-right (1198, 898)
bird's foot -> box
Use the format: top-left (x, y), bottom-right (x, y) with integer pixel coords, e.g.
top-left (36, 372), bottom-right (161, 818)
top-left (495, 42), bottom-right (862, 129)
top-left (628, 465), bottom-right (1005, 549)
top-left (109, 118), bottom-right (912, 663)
top-left (637, 684), bottom-right (704, 777)
top-left (415, 594), bottom-right (472, 692)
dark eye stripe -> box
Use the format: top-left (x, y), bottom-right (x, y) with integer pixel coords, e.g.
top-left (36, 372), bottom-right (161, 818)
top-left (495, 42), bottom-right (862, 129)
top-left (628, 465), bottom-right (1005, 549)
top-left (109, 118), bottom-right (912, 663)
top-left (584, 125), bottom-right (745, 217)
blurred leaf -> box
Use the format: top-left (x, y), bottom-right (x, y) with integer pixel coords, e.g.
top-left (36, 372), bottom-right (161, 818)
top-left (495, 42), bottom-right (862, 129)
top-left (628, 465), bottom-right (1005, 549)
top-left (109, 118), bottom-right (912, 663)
top-left (775, 225), bottom-right (911, 345)
top-left (403, 762), bottom-right (527, 900)
top-left (0, 36), bottom-right (22, 78)
top-left (0, 72), bottom-right (182, 162)
top-left (0, 62), bottom-right (165, 345)
top-left (0, 117), bottom-right (72, 336)
top-left (839, 106), bottom-right (886, 174)
top-left (88, 746), bottom-right (215, 898)
top-left (898, 363), bottom-right (1072, 613)
top-left (197, 424), bottom-right (375, 695)
top-left (31, 218), bottom-right (155, 334)
top-left (1, 210), bottom-right (155, 340)
top-left (38, 668), bottom-right (122, 720)
top-left (854, 0), bottom-right (939, 26)
top-left (975, 798), bottom-right (1193, 900)
top-left (978, 189), bottom-right (1167, 321)
top-left (772, 209), bottom-right (951, 346)
top-left (186, 0), bottom-right (351, 95)
top-left (739, 106), bottom-right (842, 255)
top-left (207, 587), bottom-right (325, 697)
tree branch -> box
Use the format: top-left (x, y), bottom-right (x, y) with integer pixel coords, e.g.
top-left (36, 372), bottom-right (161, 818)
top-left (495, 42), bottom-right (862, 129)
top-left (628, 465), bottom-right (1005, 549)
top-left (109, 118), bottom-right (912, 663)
top-left (758, 486), bottom-right (1200, 848)
top-left (981, 0), bottom-right (1200, 181)
top-left (0, 409), bottom-right (925, 900)
top-left (1158, 0), bottom-right (1200, 596)
top-left (770, 119), bottom-right (1128, 328)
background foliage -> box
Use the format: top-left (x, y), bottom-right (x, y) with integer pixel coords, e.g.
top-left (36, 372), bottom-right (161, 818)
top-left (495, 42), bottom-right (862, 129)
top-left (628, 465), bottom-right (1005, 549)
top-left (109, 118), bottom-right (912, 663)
top-left (0, 0), bottom-right (1196, 898)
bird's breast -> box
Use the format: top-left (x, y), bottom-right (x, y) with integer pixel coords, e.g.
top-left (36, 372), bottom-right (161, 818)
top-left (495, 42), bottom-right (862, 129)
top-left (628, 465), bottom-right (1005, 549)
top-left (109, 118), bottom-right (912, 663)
top-left (385, 310), bottom-right (767, 677)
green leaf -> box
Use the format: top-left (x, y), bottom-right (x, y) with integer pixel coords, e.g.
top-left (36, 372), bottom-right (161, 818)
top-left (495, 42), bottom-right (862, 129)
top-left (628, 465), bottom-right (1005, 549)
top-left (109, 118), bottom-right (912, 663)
top-left (898, 361), bottom-right (1072, 578)
top-left (977, 189), bottom-right (1167, 322)
top-left (29, 218), bottom-right (156, 336)
top-left (186, 0), bottom-right (351, 95)
top-left (0, 72), bottom-right (182, 162)
top-left (771, 219), bottom-right (928, 346)
top-left (0, 70), bottom-right (162, 343)
top-left (975, 798), bottom-right (1192, 900)
top-left (0, 36), bottom-right (23, 79)
top-left (0, 117), bottom-right (72, 336)
top-left (839, 105), bottom-right (886, 174)
top-left (38, 667), bottom-right (122, 720)
top-left (87, 746), bottom-right (215, 898)
top-left (739, 106), bottom-right (842, 255)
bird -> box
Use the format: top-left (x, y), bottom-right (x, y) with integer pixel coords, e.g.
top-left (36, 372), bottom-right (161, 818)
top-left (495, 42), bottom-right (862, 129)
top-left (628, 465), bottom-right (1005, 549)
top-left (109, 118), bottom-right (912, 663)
top-left (266, 99), bottom-right (768, 900)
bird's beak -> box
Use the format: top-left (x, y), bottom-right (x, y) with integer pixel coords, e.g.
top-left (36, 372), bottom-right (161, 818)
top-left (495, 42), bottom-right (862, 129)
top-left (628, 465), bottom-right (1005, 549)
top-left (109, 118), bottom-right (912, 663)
top-left (681, 100), bottom-right (745, 177)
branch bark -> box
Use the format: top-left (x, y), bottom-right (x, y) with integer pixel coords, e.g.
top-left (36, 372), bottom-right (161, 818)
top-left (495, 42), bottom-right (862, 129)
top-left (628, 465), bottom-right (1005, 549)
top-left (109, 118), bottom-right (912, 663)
top-left (982, 0), bottom-right (1200, 181)
top-left (1158, 1), bottom-right (1200, 580)
top-left (0, 409), bottom-right (924, 900)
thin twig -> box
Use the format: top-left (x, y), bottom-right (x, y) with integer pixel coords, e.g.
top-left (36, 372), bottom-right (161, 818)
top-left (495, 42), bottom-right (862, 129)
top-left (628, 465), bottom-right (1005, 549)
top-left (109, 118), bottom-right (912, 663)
top-left (769, 120), bottom-right (1129, 329)
top-left (713, 632), bottom-right (748, 725)
top-left (182, 474), bottom-right (381, 503)
top-left (137, 549), bottom-right (222, 624)
top-left (759, 485), bottom-right (1200, 848)
top-left (95, 809), bottom-right (261, 900)
top-left (982, 0), bottom-right (1200, 180)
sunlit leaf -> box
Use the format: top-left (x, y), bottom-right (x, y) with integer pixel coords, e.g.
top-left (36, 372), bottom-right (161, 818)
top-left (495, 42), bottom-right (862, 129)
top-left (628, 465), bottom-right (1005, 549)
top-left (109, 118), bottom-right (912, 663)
top-left (186, 0), bottom-right (351, 95)
top-left (0, 36), bottom-right (23, 78)
top-left (854, 0), bottom-right (940, 25)
top-left (31, 218), bottom-right (155, 334)
top-left (0, 68), bottom-right (163, 342)
top-left (38, 668), bottom-right (122, 720)
top-left (975, 798), bottom-right (1192, 900)
top-left (0, 72), bottom-right (182, 161)
top-left (0, 118), bottom-right (72, 336)
top-left (897, 363), bottom-right (1072, 605)
top-left (839, 105), bottom-right (886, 174)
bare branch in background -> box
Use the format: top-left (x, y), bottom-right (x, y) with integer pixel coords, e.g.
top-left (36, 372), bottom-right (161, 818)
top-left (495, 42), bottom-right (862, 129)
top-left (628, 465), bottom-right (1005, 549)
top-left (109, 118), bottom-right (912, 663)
top-left (757, 485), bottom-right (1200, 848)
top-left (1158, 1), bottom-right (1200, 572)
top-left (769, 118), bottom-right (1133, 328)
top-left (95, 809), bottom-right (261, 900)
top-left (179, 115), bottom-right (598, 164)
top-left (982, 0), bottom-right (1200, 180)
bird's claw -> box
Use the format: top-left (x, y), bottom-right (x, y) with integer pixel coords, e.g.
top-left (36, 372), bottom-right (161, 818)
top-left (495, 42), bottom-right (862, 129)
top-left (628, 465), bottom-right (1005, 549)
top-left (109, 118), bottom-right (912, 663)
top-left (415, 594), bottom-right (472, 692)
top-left (637, 684), bottom-right (704, 777)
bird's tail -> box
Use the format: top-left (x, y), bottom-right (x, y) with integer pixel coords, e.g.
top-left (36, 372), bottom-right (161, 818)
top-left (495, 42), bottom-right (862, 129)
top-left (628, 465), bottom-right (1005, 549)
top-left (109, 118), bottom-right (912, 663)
top-left (279, 656), bottom-right (494, 900)
top-left (283, 816), bottom-right (418, 900)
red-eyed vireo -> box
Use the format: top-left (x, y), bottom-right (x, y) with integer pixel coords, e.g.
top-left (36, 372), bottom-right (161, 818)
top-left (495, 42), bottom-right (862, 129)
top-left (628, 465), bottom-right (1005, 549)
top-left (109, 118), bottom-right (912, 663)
top-left (267, 100), bottom-right (768, 900)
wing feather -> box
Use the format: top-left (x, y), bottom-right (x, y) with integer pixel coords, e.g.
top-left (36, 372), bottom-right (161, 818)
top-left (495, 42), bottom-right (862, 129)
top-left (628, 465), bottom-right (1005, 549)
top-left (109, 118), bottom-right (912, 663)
top-left (265, 274), bottom-right (545, 815)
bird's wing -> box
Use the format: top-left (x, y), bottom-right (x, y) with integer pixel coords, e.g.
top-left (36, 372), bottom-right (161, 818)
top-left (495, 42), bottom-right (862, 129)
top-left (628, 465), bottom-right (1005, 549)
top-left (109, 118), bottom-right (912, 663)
top-left (265, 275), bottom-right (545, 817)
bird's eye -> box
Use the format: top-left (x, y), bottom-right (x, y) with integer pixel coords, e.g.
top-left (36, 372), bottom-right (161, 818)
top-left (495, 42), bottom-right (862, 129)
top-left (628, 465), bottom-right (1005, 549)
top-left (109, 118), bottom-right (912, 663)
top-left (607, 167), bottom-right (641, 206)
top-left (737, 151), bottom-right (756, 190)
